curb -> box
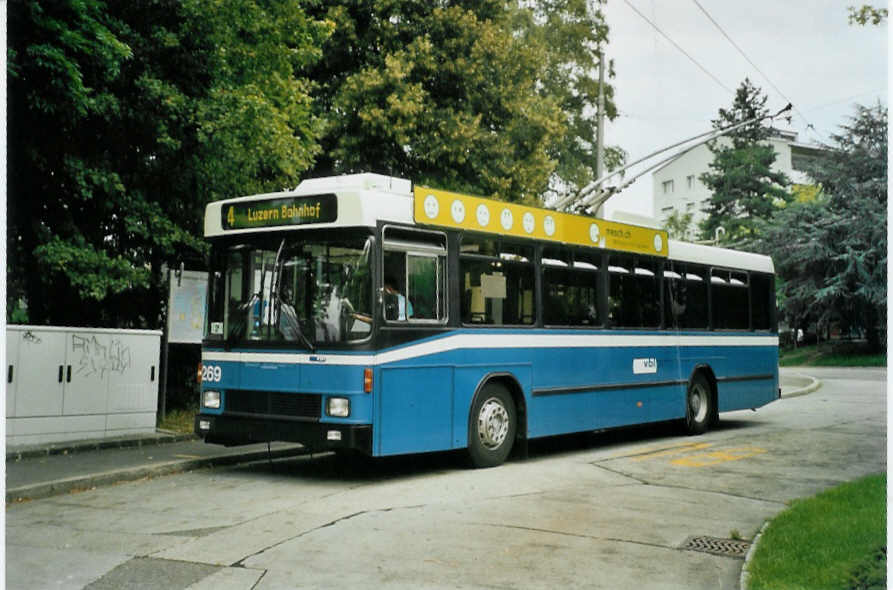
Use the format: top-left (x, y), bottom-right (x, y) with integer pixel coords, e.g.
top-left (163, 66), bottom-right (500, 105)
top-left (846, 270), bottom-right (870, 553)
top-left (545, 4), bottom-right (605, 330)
top-left (779, 373), bottom-right (822, 398)
top-left (6, 445), bottom-right (306, 503)
top-left (6, 432), bottom-right (199, 462)
top-left (740, 520), bottom-right (771, 589)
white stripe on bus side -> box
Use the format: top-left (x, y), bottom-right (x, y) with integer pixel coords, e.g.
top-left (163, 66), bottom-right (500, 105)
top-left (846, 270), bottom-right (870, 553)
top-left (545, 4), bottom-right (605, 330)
top-left (202, 332), bottom-right (779, 367)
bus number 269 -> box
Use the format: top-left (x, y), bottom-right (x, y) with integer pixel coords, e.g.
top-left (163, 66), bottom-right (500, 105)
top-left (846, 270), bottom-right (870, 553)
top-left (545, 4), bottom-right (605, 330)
top-left (202, 365), bottom-right (222, 383)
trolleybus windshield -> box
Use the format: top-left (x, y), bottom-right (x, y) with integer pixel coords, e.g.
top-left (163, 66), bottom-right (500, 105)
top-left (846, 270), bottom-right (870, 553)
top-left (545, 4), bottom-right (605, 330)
top-left (205, 234), bottom-right (374, 347)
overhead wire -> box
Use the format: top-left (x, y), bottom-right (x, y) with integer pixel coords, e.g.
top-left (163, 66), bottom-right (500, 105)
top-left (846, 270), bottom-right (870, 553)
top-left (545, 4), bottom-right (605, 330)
top-left (621, 0), bottom-right (734, 95)
top-left (689, 0), bottom-right (825, 143)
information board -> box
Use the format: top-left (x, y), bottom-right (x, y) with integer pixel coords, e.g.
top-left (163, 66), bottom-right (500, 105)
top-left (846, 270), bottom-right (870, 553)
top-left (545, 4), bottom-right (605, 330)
top-left (167, 270), bottom-right (208, 344)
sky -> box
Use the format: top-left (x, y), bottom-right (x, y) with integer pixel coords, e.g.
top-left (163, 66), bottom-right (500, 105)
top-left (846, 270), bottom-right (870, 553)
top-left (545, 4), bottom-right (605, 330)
top-left (598, 0), bottom-right (888, 218)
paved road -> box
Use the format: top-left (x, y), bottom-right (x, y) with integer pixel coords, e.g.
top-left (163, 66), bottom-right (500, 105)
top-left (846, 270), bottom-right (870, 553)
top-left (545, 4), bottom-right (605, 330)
top-left (7, 367), bottom-right (885, 589)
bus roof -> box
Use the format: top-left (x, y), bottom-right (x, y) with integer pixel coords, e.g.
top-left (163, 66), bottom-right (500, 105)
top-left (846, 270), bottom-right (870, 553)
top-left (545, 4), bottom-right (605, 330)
top-left (667, 239), bottom-right (775, 274)
top-left (204, 173), bottom-right (773, 272)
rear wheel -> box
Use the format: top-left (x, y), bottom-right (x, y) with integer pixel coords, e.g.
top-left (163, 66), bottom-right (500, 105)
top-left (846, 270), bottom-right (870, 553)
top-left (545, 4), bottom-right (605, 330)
top-left (685, 373), bottom-right (713, 435)
top-left (468, 383), bottom-right (516, 468)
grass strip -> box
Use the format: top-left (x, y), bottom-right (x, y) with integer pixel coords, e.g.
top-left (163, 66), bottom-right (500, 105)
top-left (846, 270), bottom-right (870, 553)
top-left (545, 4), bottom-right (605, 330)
top-left (779, 345), bottom-right (886, 367)
top-left (159, 408), bottom-right (197, 434)
top-left (747, 474), bottom-right (886, 590)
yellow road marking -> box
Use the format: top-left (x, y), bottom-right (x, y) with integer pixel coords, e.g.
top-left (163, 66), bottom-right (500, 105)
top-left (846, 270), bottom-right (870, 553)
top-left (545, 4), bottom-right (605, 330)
top-left (670, 446), bottom-right (767, 467)
top-left (630, 442), bottom-right (714, 462)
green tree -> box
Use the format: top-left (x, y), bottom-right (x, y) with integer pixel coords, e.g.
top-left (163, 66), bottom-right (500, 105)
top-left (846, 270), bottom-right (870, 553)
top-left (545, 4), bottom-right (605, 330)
top-left (699, 78), bottom-right (791, 244)
top-left (8, 0), bottom-right (330, 326)
top-left (848, 5), bottom-right (888, 25)
top-left (304, 0), bottom-right (617, 204)
top-left (516, 0), bottom-right (625, 198)
top-left (8, 0), bottom-right (139, 324)
top-left (758, 104), bottom-right (887, 350)
top-left (663, 210), bottom-right (696, 241)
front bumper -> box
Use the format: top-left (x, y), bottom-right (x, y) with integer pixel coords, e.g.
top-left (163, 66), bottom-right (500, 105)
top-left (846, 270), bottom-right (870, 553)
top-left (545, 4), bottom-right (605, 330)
top-left (195, 414), bottom-right (372, 455)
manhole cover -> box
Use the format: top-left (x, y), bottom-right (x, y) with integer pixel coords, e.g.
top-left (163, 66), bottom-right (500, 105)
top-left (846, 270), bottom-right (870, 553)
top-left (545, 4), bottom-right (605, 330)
top-left (681, 536), bottom-right (751, 558)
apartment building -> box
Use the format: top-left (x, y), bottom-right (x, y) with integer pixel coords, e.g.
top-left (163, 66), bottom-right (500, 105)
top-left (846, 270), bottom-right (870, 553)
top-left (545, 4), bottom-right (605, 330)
top-left (652, 129), bottom-right (824, 227)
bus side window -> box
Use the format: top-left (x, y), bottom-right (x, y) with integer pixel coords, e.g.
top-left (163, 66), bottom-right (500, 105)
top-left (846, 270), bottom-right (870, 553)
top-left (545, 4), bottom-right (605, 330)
top-left (407, 254), bottom-right (445, 320)
top-left (608, 254), bottom-right (660, 328)
top-left (711, 269), bottom-right (749, 330)
top-left (682, 265), bottom-right (708, 329)
top-left (543, 247), bottom-right (600, 327)
top-left (460, 235), bottom-right (534, 326)
top-left (381, 226), bottom-right (448, 324)
top-left (382, 250), bottom-right (408, 320)
top-left (663, 266), bottom-right (684, 328)
top-left (382, 249), bottom-right (446, 322)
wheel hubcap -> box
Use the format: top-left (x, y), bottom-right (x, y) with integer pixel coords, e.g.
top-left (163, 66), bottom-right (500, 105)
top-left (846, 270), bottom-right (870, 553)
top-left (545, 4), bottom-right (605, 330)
top-left (478, 397), bottom-right (509, 450)
top-left (690, 385), bottom-right (708, 423)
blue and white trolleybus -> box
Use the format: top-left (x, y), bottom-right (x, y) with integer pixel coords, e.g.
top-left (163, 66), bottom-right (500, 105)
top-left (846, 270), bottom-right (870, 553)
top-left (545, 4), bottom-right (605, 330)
top-left (195, 174), bottom-right (779, 467)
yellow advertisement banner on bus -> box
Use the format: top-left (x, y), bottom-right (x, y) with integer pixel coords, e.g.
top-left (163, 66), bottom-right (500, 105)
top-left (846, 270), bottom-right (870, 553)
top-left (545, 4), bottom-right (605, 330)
top-left (413, 186), bottom-right (668, 258)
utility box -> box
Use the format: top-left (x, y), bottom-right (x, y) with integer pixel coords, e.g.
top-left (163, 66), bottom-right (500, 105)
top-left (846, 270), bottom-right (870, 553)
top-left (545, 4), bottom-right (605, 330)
top-left (6, 326), bottom-right (162, 447)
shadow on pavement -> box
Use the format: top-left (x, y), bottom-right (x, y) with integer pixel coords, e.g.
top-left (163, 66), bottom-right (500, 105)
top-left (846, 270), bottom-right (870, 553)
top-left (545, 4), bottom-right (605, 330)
top-left (232, 417), bottom-right (768, 484)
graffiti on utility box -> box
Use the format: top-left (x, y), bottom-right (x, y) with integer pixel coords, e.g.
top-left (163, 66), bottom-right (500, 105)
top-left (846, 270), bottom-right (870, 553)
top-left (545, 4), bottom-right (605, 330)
top-left (72, 334), bottom-right (132, 379)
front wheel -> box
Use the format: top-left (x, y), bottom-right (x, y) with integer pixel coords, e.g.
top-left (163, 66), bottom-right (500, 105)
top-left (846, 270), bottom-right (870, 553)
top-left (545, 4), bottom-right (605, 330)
top-left (468, 383), bottom-right (516, 468)
top-left (685, 373), bottom-right (714, 435)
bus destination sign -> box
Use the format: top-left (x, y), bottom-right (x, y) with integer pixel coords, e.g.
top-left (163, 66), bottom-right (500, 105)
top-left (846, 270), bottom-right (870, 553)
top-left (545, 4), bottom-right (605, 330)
top-left (222, 194), bottom-right (337, 230)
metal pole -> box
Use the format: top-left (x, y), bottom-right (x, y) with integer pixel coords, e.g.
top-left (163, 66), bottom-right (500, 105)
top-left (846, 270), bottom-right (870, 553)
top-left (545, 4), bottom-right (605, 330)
top-left (594, 49), bottom-right (606, 218)
top-left (159, 267), bottom-right (170, 424)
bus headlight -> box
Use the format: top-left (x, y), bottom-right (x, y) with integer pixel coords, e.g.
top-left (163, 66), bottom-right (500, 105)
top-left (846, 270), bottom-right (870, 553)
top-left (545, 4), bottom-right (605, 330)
top-left (202, 390), bottom-right (221, 410)
top-left (326, 397), bottom-right (350, 418)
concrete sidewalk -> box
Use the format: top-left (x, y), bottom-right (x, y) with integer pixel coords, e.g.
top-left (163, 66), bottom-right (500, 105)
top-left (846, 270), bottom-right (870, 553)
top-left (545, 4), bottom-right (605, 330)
top-left (5, 369), bottom-right (820, 503)
top-left (6, 434), bottom-right (305, 503)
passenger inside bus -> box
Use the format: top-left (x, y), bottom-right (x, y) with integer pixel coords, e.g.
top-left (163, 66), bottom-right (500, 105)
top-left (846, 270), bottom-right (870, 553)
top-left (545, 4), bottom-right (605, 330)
top-left (384, 275), bottom-right (413, 320)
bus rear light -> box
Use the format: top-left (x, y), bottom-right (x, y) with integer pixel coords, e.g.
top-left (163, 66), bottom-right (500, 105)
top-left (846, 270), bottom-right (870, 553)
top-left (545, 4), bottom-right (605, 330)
top-left (363, 367), bottom-right (373, 393)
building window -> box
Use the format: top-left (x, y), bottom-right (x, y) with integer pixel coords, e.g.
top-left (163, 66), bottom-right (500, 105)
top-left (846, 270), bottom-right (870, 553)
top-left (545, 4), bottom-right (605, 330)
top-left (687, 175), bottom-right (695, 189)
top-left (662, 180), bottom-right (675, 194)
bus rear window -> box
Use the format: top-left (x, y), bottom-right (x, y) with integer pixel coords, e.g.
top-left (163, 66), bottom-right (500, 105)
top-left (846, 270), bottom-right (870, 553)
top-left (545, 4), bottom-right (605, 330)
top-left (751, 273), bottom-right (774, 330)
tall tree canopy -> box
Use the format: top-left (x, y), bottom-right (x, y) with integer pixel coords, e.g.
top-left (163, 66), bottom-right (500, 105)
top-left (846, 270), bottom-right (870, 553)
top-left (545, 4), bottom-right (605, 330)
top-left (9, 0), bottom-right (618, 327)
top-left (757, 104), bottom-right (887, 350)
top-left (304, 0), bottom-right (617, 204)
top-left (8, 0), bottom-right (331, 326)
top-left (699, 78), bottom-right (791, 243)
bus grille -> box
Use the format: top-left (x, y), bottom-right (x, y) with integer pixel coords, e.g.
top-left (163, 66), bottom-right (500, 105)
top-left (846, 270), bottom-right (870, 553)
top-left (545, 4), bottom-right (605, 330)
top-left (224, 390), bottom-right (321, 420)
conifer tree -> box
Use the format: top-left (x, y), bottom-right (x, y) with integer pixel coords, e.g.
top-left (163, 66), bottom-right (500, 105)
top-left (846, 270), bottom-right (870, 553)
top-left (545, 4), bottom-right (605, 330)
top-left (699, 79), bottom-right (791, 244)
